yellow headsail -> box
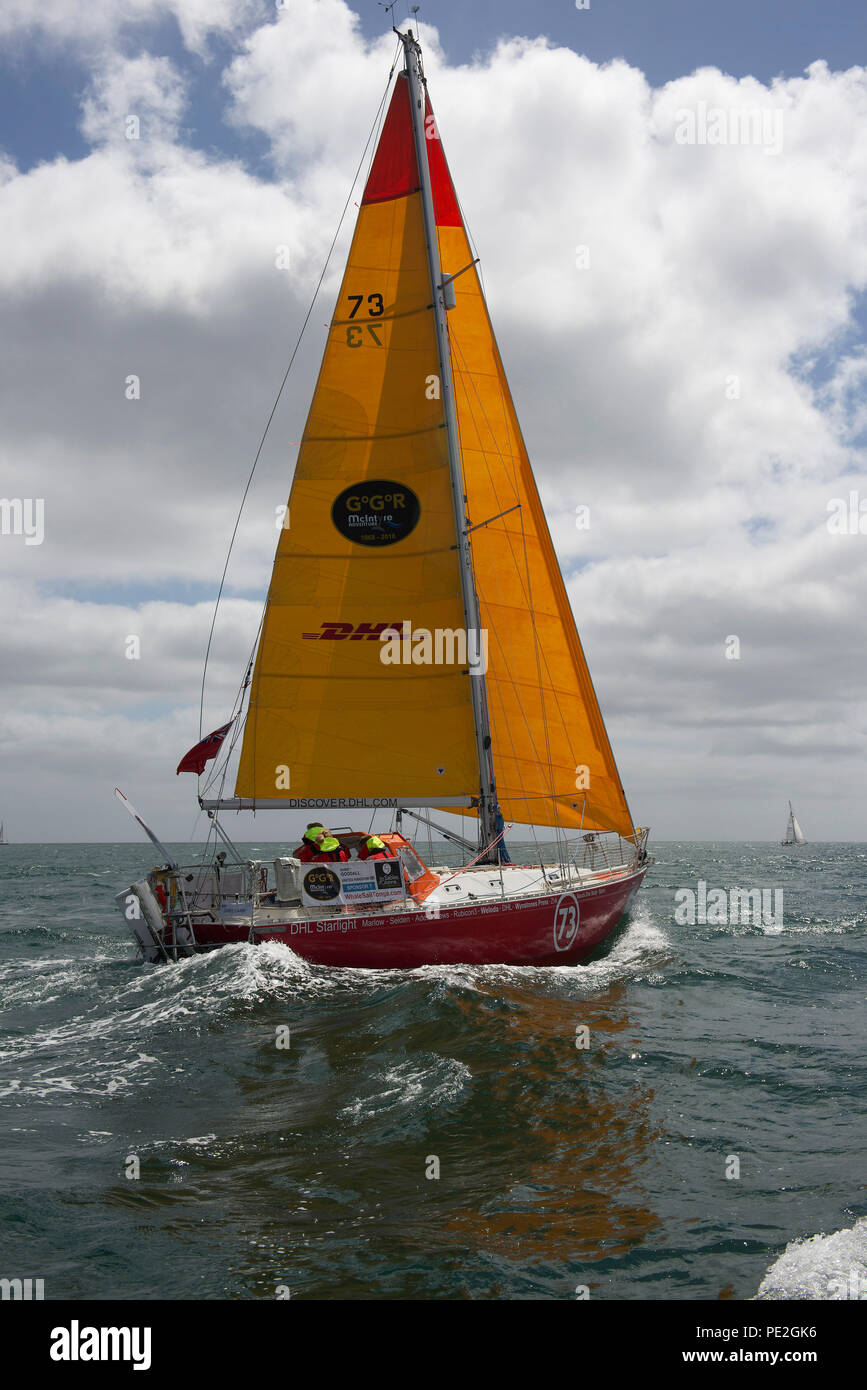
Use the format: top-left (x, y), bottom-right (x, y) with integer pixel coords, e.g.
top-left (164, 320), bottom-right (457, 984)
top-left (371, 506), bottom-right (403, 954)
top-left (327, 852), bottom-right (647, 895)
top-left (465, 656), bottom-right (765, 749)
top-left (434, 212), bottom-right (635, 836)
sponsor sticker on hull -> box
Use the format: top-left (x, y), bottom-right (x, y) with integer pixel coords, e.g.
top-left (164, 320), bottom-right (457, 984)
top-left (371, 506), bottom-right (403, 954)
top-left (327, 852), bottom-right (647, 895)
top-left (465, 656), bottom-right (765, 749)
top-left (300, 859), bottom-right (406, 909)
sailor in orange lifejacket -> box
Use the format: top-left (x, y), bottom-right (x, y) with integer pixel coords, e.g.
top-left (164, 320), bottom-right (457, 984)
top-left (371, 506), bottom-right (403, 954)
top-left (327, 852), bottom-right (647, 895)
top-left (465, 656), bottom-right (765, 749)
top-left (358, 834), bottom-right (394, 861)
top-left (294, 824), bottom-right (350, 863)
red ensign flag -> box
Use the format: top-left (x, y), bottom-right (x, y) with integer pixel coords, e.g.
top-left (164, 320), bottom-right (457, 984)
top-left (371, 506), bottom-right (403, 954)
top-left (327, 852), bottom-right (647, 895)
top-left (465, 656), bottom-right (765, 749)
top-left (176, 721), bottom-right (234, 776)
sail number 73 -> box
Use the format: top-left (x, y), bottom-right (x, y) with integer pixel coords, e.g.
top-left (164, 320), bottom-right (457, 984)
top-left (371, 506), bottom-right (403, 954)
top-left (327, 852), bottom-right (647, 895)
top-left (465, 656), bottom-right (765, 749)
top-left (553, 893), bottom-right (581, 951)
top-left (346, 291), bottom-right (384, 348)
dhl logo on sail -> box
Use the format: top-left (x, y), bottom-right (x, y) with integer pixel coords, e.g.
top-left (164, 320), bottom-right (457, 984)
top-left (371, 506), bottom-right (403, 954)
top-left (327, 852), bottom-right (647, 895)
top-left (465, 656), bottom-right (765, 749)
top-left (302, 621), bottom-right (407, 640)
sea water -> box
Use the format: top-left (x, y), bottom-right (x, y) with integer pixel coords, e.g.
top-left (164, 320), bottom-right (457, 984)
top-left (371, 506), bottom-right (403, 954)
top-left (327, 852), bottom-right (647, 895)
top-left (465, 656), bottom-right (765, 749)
top-left (0, 840), bottom-right (864, 1300)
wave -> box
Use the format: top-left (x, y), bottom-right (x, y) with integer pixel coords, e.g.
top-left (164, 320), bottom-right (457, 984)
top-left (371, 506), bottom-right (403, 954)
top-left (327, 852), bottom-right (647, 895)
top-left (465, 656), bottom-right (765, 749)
top-left (338, 1055), bottom-right (471, 1125)
top-left (755, 1217), bottom-right (867, 1299)
top-left (0, 909), bottom-right (668, 1103)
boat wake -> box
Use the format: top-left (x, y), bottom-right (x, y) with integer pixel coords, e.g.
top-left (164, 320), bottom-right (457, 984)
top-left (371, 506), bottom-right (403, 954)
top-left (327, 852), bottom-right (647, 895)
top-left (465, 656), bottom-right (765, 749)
top-left (0, 908), bottom-right (667, 1107)
top-left (754, 1217), bottom-right (867, 1299)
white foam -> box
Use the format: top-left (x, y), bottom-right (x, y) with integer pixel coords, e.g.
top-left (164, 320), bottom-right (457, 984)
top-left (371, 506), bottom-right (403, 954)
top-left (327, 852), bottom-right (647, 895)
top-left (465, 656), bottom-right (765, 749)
top-left (0, 907), bottom-right (667, 1105)
top-left (417, 909), bottom-right (671, 996)
top-left (339, 1055), bottom-right (471, 1124)
top-left (755, 1217), bottom-right (867, 1299)
top-left (232, 908), bottom-right (672, 1003)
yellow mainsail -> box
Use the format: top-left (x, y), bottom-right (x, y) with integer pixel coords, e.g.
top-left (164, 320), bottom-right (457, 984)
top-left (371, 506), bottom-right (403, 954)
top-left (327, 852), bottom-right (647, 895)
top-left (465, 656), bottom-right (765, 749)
top-left (232, 62), bottom-right (635, 839)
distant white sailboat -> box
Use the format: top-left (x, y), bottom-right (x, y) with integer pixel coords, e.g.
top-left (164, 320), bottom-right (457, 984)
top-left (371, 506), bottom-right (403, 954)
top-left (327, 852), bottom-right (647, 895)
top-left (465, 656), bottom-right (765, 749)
top-left (0, 823), bottom-right (7, 845)
top-left (781, 801), bottom-right (806, 846)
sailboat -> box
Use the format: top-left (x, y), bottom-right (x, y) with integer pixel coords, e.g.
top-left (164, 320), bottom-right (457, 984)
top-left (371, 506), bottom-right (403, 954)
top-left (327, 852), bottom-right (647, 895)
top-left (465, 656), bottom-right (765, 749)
top-left (781, 801), bottom-right (806, 846)
top-left (0, 823), bottom-right (7, 846)
top-left (116, 27), bottom-right (651, 967)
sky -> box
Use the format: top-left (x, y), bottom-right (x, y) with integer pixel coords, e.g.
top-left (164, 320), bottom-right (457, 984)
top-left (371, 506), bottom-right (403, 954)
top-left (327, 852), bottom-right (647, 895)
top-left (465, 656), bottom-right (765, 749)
top-left (1, 0), bottom-right (866, 843)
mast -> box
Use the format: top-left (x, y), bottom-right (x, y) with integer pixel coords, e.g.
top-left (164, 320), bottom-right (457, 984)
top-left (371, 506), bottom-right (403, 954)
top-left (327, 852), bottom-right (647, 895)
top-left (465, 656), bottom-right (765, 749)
top-left (399, 27), bottom-right (500, 856)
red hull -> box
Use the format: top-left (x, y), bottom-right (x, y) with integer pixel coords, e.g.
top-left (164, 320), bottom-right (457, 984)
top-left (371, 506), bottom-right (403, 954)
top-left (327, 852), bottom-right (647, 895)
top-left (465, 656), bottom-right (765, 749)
top-left (191, 866), bottom-right (647, 969)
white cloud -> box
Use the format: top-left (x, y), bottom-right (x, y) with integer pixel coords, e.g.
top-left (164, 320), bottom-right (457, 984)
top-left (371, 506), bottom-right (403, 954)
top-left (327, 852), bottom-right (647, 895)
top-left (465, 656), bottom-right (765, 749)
top-left (0, 141), bottom-right (314, 309)
top-left (0, 0), bottom-right (268, 58)
top-left (1, 3), bottom-right (867, 839)
top-left (0, 584), bottom-right (255, 705)
top-left (80, 53), bottom-right (189, 148)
